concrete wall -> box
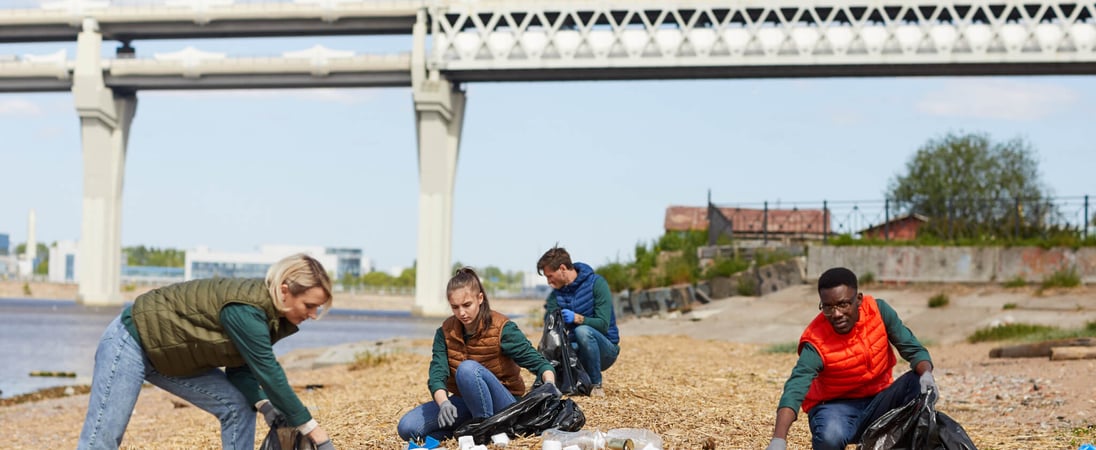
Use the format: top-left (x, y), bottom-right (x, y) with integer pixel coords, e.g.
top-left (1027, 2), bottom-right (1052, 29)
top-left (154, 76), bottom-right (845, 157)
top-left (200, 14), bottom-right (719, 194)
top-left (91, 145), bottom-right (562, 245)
top-left (806, 245), bottom-right (1096, 284)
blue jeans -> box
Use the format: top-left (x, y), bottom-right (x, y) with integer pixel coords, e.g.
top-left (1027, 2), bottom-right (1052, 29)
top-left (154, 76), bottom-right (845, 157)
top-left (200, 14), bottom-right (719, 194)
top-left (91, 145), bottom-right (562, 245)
top-left (77, 316), bottom-right (257, 450)
top-left (806, 371), bottom-right (921, 450)
top-left (396, 360), bottom-right (517, 441)
top-left (570, 325), bottom-right (620, 386)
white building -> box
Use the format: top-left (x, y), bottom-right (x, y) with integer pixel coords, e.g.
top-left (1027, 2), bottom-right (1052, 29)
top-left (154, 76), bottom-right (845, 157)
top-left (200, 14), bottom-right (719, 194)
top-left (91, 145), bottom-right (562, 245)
top-left (48, 240), bottom-right (79, 283)
top-left (184, 244), bottom-right (364, 281)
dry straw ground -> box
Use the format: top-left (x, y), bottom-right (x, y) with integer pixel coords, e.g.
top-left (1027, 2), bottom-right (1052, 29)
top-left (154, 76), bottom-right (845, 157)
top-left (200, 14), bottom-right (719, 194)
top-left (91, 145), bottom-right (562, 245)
top-left (3, 283), bottom-right (1096, 449)
top-left (2, 334), bottom-right (1094, 449)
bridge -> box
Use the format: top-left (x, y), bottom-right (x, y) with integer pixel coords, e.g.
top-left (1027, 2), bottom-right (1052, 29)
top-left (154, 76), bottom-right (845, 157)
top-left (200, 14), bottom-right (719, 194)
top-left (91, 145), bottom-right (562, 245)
top-left (2, 0), bottom-right (1094, 315)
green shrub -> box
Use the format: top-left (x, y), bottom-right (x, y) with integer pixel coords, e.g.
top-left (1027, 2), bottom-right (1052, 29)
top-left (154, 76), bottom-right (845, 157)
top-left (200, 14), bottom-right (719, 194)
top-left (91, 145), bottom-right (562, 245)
top-left (703, 258), bottom-right (750, 279)
top-left (1003, 276), bottom-right (1027, 288)
top-left (966, 323), bottom-right (1058, 343)
top-left (927, 293), bottom-right (949, 308)
top-left (22, 282), bottom-right (31, 296)
top-left (1002, 303), bottom-right (1017, 310)
top-left (736, 278), bottom-right (757, 296)
top-left (1040, 267), bottom-right (1081, 290)
top-left (859, 271), bottom-right (876, 285)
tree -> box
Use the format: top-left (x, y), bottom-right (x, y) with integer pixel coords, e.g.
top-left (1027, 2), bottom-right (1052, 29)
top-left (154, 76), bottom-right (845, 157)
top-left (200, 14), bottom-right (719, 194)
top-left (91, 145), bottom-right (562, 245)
top-left (887, 132), bottom-right (1051, 240)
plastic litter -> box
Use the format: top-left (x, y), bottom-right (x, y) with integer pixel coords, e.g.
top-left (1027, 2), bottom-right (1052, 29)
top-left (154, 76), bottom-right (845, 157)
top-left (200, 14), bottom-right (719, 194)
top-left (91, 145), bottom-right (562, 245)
top-left (859, 388), bottom-right (976, 450)
top-left (458, 435), bottom-right (476, 450)
top-left (542, 428), bottom-right (650, 450)
top-left (407, 436), bottom-right (441, 449)
top-left (491, 432), bottom-right (510, 447)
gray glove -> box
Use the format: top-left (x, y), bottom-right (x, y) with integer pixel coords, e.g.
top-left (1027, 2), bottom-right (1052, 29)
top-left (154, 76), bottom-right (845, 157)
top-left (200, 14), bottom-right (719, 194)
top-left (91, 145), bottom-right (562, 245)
top-left (315, 439), bottom-right (335, 450)
top-left (765, 437), bottom-right (787, 450)
top-left (256, 400), bottom-right (285, 428)
top-left (919, 370), bottom-right (937, 394)
top-left (437, 400), bottom-right (458, 428)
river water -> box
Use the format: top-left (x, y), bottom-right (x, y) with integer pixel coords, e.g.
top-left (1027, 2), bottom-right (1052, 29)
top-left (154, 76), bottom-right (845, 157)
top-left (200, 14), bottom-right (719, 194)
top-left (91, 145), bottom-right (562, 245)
top-left (0, 297), bottom-right (442, 399)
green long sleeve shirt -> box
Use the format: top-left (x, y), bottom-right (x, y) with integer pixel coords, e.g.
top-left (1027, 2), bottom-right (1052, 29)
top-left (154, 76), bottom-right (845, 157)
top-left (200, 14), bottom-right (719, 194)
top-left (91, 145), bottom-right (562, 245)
top-left (427, 320), bottom-right (555, 395)
top-left (122, 304), bottom-right (312, 426)
top-left (777, 298), bottom-right (933, 413)
top-left (544, 276), bottom-right (613, 336)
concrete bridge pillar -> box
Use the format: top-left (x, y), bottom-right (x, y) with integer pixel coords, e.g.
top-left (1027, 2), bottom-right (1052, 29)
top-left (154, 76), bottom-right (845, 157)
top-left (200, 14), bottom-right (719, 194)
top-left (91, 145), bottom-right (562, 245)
top-left (410, 8), bottom-right (465, 317)
top-left (73, 18), bottom-right (137, 305)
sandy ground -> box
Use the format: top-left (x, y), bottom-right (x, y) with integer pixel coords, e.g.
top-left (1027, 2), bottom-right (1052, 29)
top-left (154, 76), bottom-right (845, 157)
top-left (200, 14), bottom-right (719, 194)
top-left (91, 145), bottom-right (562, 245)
top-left (3, 282), bottom-right (1096, 449)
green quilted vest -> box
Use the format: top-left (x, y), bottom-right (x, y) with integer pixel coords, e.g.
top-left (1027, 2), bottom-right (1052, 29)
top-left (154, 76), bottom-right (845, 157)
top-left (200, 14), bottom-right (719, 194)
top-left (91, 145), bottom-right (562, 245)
top-left (131, 278), bottom-right (298, 377)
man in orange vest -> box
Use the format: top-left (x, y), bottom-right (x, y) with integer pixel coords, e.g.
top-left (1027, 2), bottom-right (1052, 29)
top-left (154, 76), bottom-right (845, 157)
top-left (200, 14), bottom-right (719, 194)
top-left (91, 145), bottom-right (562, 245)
top-left (765, 267), bottom-right (936, 450)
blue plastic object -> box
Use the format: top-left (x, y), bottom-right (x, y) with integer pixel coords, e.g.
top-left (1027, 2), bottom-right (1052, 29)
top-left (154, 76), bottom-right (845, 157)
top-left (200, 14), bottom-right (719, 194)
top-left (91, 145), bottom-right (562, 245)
top-left (407, 436), bottom-right (440, 449)
top-left (1078, 444), bottom-right (1095, 450)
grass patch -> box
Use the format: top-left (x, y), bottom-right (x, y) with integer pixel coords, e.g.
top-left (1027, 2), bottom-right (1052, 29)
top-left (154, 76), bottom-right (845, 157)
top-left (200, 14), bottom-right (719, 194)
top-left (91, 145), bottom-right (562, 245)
top-left (349, 350), bottom-right (394, 370)
top-left (966, 322), bottom-right (1096, 343)
top-left (1039, 267), bottom-right (1081, 291)
top-left (1002, 303), bottom-right (1017, 310)
top-left (1068, 424), bottom-right (1096, 448)
top-left (1002, 276), bottom-right (1027, 288)
top-left (859, 272), bottom-right (876, 285)
top-left (927, 293), bottom-right (949, 308)
top-left (736, 278), bottom-right (757, 296)
top-left (763, 342), bottom-right (799, 354)
top-left (966, 323), bottom-right (1059, 343)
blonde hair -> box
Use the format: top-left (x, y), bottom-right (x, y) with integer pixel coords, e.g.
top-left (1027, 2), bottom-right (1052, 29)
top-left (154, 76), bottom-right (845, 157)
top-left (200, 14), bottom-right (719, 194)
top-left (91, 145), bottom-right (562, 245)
top-left (266, 253), bottom-right (333, 318)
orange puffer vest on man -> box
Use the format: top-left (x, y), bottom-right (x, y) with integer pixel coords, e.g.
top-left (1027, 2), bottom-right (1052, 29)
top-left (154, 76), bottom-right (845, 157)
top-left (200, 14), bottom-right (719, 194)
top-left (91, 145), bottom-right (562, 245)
top-left (442, 310), bottom-right (525, 397)
top-left (798, 295), bottom-right (896, 413)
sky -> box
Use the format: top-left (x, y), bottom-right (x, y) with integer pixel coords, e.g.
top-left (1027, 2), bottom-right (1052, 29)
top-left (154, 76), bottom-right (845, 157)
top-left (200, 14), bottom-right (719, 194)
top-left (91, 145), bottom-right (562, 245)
top-left (2, 20), bottom-right (1095, 274)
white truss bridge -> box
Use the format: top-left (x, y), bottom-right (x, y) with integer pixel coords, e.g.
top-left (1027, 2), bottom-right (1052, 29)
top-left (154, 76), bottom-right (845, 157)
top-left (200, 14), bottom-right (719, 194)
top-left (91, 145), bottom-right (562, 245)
top-left (1, 0), bottom-right (1093, 313)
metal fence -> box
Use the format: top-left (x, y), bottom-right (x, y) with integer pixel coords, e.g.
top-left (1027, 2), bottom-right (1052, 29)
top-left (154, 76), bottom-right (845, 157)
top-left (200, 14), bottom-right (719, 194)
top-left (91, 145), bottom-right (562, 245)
top-left (711, 195), bottom-right (1093, 243)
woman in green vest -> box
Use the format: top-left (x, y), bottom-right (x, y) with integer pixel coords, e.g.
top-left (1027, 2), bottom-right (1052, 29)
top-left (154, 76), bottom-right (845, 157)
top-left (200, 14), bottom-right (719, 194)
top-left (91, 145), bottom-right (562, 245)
top-left (78, 253), bottom-right (338, 450)
top-left (396, 267), bottom-right (556, 442)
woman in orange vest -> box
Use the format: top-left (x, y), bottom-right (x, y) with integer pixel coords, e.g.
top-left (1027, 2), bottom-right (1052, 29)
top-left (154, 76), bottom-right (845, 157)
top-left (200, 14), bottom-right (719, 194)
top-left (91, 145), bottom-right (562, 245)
top-left (397, 267), bottom-right (556, 443)
top-left (766, 267), bottom-right (936, 450)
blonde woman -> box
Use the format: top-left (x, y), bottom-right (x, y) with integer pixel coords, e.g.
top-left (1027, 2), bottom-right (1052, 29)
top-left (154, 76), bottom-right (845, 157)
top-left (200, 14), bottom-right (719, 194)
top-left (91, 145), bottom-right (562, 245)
top-left (78, 253), bottom-right (337, 450)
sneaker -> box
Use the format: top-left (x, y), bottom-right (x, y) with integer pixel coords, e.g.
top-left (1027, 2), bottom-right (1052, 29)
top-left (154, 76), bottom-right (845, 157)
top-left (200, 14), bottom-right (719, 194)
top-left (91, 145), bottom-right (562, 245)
top-left (590, 385), bottom-right (605, 397)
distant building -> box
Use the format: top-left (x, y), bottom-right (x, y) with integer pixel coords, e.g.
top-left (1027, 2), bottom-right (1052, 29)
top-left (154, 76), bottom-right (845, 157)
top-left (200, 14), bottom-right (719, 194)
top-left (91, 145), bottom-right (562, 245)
top-left (48, 240), bottom-right (79, 283)
top-left (0, 233), bottom-right (9, 256)
top-left (664, 205), bottom-right (829, 240)
top-left (184, 245), bottom-right (356, 281)
top-left (859, 213), bottom-right (929, 241)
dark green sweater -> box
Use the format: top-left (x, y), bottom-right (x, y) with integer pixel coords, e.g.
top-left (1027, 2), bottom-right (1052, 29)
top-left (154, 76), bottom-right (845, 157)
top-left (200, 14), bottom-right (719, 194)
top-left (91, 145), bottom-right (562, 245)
top-left (777, 298), bottom-right (932, 413)
top-left (122, 303), bottom-right (312, 426)
top-left (427, 320), bottom-right (554, 395)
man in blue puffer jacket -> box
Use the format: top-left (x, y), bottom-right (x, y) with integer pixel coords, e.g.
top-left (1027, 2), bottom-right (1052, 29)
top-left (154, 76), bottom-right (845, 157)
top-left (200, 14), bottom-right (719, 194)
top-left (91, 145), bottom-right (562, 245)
top-left (537, 246), bottom-right (621, 397)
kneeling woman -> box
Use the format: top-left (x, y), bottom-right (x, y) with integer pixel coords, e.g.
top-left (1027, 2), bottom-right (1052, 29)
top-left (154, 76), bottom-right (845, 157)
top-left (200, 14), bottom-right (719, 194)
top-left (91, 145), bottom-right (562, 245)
top-left (397, 267), bottom-right (556, 442)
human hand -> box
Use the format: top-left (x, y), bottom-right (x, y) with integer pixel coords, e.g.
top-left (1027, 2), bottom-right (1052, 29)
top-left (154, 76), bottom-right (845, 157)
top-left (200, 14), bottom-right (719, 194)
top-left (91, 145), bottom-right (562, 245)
top-left (437, 400), bottom-right (458, 428)
top-left (919, 370), bottom-right (936, 394)
top-left (765, 437), bottom-right (787, 450)
top-left (560, 309), bottom-right (575, 324)
top-left (255, 399), bottom-right (285, 428)
top-left (314, 439), bottom-right (336, 450)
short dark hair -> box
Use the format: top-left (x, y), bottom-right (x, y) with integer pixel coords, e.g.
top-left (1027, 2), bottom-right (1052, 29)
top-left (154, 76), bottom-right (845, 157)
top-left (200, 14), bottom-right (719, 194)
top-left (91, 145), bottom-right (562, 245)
top-left (537, 245), bottom-right (573, 275)
top-left (818, 267), bottom-right (858, 293)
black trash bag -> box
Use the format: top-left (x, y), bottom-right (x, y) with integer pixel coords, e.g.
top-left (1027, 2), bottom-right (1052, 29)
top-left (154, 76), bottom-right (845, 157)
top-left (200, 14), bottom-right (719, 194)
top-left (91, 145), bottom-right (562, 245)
top-left (859, 389), bottom-right (977, 450)
top-left (453, 382), bottom-right (586, 445)
top-left (534, 309), bottom-right (592, 396)
top-left (259, 416), bottom-right (317, 450)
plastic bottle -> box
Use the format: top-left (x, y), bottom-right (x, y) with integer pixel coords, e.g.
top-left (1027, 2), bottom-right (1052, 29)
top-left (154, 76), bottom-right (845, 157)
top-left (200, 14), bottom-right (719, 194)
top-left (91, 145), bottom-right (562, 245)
top-left (541, 429), bottom-right (604, 450)
top-left (606, 428), bottom-right (662, 450)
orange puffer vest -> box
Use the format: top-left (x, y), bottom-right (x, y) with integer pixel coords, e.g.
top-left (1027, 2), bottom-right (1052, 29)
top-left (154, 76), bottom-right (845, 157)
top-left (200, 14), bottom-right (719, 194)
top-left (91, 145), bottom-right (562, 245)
top-left (798, 295), bottom-right (896, 413)
top-left (442, 310), bottom-right (525, 397)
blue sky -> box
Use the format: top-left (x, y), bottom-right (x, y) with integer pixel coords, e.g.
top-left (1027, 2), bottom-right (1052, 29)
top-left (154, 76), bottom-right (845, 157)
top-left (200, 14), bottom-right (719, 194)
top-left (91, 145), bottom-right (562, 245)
top-left (2, 32), bottom-right (1095, 273)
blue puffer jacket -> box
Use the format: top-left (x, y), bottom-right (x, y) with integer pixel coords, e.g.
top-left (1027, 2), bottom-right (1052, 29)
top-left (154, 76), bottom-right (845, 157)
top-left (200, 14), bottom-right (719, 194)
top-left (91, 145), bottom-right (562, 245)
top-left (553, 262), bottom-right (620, 344)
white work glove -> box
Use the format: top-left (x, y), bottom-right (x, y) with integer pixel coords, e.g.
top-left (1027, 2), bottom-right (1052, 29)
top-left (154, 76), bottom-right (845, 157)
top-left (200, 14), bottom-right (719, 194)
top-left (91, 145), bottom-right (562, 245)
top-left (765, 437), bottom-right (787, 450)
top-left (919, 370), bottom-right (937, 394)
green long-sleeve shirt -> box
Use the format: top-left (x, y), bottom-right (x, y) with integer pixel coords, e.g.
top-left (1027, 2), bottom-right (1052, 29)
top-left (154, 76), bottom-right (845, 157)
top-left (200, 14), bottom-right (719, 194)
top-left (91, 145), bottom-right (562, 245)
top-left (122, 304), bottom-right (312, 426)
top-left (427, 320), bottom-right (554, 395)
top-left (544, 276), bottom-right (613, 336)
top-left (777, 298), bottom-right (932, 413)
